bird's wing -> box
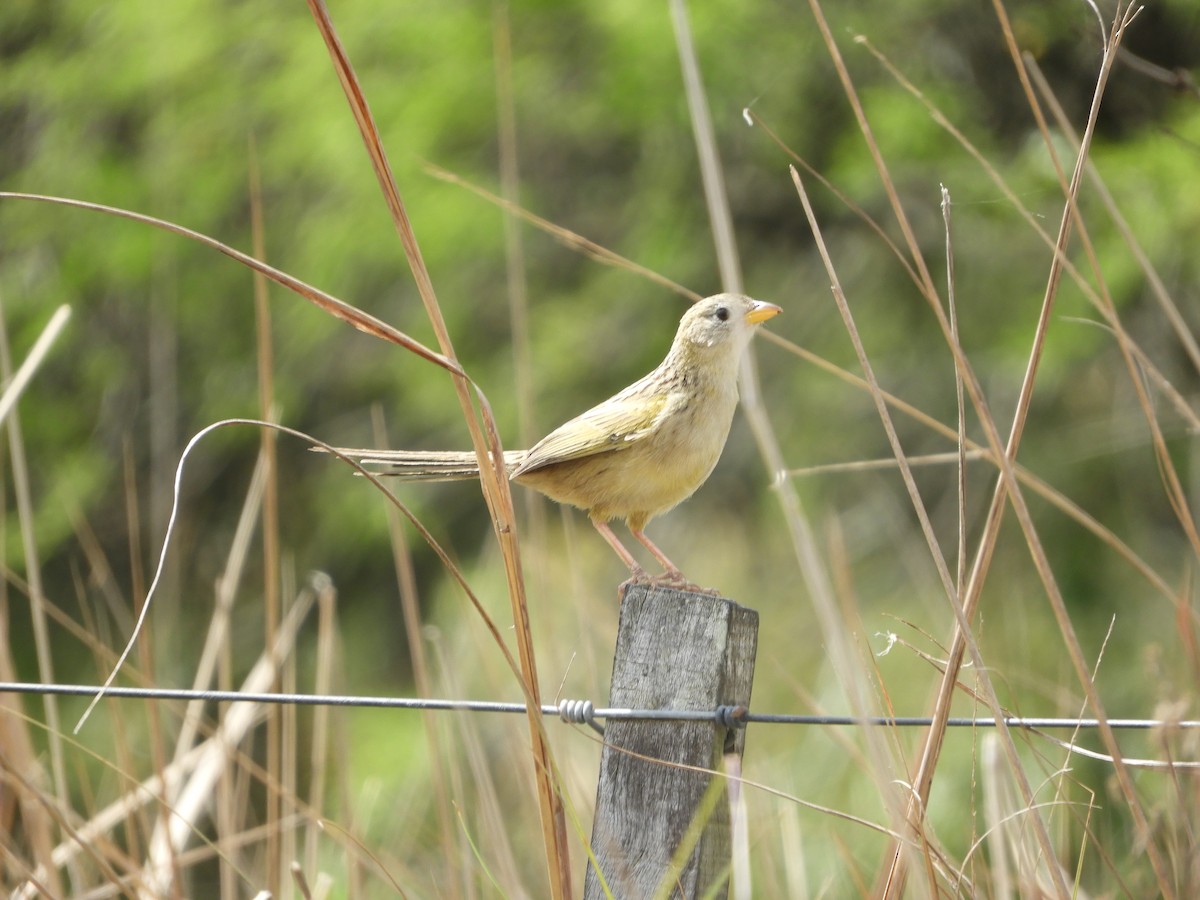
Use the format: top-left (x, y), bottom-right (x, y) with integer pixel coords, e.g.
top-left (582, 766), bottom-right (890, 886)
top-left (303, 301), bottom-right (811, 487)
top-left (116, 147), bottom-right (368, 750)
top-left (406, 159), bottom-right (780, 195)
top-left (512, 390), bottom-right (669, 477)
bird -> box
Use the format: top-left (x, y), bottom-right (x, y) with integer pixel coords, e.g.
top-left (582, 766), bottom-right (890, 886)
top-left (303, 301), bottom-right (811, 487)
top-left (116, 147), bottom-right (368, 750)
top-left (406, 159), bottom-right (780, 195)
top-left (332, 293), bottom-right (781, 590)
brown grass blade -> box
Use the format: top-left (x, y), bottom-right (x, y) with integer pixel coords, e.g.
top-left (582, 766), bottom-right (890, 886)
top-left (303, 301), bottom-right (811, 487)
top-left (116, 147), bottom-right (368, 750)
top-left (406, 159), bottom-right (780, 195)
top-left (423, 162), bottom-right (700, 302)
top-left (879, 3), bottom-right (1174, 896)
top-left (0, 302), bottom-right (71, 896)
top-left (791, 163), bottom-right (1054, 898)
top-left (301, 4), bottom-right (570, 893)
top-left (371, 405), bottom-right (461, 898)
top-left (248, 136), bottom-right (284, 898)
top-left (0, 192), bottom-right (461, 377)
top-left (802, 0), bottom-right (1134, 892)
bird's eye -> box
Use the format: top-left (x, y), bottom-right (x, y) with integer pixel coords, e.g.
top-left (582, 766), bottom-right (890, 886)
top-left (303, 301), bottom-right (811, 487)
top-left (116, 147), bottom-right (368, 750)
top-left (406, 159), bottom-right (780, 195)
top-left (715, 306), bottom-right (730, 322)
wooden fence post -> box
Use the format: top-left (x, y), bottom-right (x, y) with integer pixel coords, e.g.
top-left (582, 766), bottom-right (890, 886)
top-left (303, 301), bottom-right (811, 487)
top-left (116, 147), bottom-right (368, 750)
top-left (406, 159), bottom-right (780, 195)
top-left (583, 583), bottom-right (759, 899)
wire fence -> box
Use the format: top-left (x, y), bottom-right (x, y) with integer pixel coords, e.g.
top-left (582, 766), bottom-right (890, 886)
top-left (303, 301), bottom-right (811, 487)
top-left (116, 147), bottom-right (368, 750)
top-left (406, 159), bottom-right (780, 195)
top-left (4, 681), bottom-right (1197, 733)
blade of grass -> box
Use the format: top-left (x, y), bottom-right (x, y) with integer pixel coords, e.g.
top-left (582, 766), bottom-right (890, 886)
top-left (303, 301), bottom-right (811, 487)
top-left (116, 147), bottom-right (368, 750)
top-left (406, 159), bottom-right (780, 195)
top-left (453, 801), bottom-right (510, 898)
top-left (173, 454), bottom-right (267, 759)
top-left (1024, 52), bottom-right (1200, 553)
top-left (492, 0), bottom-right (536, 453)
top-left (0, 303), bottom-right (70, 896)
top-left (670, 0), bottom-right (740, 293)
top-left (248, 133), bottom-right (284, 899)
top-left (928, 7), bottom-right (1175, 897)
top-left (650, 767), bottom-right (726, 900)
top-left (741, 109), bottom-right (922, 288)
top-left (430, 634), bottom-right (524, 894)
top-left (0, 303), bottom-right (71, 897)
top-left (1029, 52), bottom-right (1200, 377)
top-left (301, 5), bottom-right (570, 893)
top-left (424, 631), bottom-right (483, 899)
top-left (941, 187), bottom-right (968, 600)
top-left (0, 193), bottom-right (461, 377)
top-left (371, 404), bottom-right (461, 899)
top-left (0, 306), bottom-right (71, 430)
top-left (141, 585), bottom-right (317, 895)
top-left (726, 753), bottom-right (750, 900)
top-left (808, 0), bottom-right (1066, 889)
top-left (422, 163), bottom-right (700, 302)
top-left (0, 546), bottom-right (60, 894)
top-left (852, 37), bottom-right (1198, 441)
top-left (123, 437), bottom-right (181, 896)
top-left (671, 2), bottom-right (920, 888)
top-left (876, 4), bottom-right (1172, 894)
top-left (801, 1), bottom-right (1140, 894)
top-left (792, 165), bottom-right (1057, 898)
top-left (304, 579), bottom-right (337, 888)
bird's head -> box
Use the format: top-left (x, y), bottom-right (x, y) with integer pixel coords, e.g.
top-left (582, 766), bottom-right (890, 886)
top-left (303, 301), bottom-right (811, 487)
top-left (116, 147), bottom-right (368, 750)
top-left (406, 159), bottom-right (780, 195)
top-left (674, 293), bottom-right (782, 357)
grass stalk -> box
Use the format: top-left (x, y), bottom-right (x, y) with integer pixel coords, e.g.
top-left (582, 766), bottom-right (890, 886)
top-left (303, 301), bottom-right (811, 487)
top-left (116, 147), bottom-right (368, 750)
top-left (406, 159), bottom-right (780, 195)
top-left (675, 0), bottom-right (920, 884)
top-left (372, 404), bottom-right (462, 898)
top-left (249, 133), bottom-right (285, 898)
top-left (0, 302), bottom-right (71, 896)
top-left (302, 4), bottom-right (571, 892)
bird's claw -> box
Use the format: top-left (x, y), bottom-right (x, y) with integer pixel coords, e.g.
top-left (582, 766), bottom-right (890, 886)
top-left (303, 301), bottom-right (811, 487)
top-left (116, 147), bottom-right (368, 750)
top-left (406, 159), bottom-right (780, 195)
top-left (620, 567), bottom-right (719, 597)
top-left (618, 566), bottom-right (650, 597)
top-left (657, 574), bottom-right (721, 596)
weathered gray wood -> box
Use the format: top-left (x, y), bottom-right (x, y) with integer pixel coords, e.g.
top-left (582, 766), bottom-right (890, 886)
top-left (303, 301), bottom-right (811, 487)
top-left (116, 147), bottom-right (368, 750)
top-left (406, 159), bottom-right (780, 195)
top-left (584, 583), bottom-right (759, 899)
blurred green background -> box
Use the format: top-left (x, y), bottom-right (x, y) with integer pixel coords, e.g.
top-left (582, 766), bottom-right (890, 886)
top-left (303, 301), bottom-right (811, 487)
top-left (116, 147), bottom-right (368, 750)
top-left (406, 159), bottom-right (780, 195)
top-left (2, 0), bottom-right (1199, 894)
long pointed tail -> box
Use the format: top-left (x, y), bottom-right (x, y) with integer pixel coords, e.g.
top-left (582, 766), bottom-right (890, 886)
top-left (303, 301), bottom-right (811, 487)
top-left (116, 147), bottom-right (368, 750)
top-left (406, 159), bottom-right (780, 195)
top-left (320, 447), bottom-right (526, 482)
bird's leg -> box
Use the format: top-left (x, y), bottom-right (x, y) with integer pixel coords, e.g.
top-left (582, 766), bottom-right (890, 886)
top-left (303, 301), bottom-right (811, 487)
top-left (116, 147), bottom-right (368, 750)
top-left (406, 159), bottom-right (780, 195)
top-left (629, 527), bottom-right (719, 595)
top-left (629, 527), bottom-right (683, 579)
top-left (593, 519), bottom-right (717, 595)
top-left (591, 519), bottom-right (648, 581)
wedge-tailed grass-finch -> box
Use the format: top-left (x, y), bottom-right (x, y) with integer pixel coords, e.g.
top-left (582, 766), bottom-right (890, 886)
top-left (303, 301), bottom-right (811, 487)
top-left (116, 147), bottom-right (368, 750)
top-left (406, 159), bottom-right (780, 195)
top-left (335, 294), bottom-right (781, 589)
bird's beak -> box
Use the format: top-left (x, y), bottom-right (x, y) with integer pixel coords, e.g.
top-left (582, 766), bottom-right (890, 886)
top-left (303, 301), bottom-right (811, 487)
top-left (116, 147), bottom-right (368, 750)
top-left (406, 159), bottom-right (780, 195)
top-left (745, 301), bottom-right (783, 325)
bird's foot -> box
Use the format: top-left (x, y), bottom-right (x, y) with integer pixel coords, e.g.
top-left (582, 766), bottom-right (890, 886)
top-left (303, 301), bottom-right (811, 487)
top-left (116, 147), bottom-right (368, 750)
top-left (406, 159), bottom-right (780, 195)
top-left (622, 567), bottom-right (719, 597)
top-left (618, 565), bottom-right (651, 597)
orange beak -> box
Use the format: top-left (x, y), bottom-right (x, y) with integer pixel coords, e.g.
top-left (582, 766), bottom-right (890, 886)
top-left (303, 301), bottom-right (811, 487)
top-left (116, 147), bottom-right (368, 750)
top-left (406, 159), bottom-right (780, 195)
top-left (745, 300), bottom-right (783, 325)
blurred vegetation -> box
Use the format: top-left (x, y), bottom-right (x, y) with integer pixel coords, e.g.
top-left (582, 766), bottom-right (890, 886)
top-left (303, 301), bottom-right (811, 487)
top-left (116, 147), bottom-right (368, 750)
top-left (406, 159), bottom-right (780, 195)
top-left (1, 0), bottom-right (1199, 895)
